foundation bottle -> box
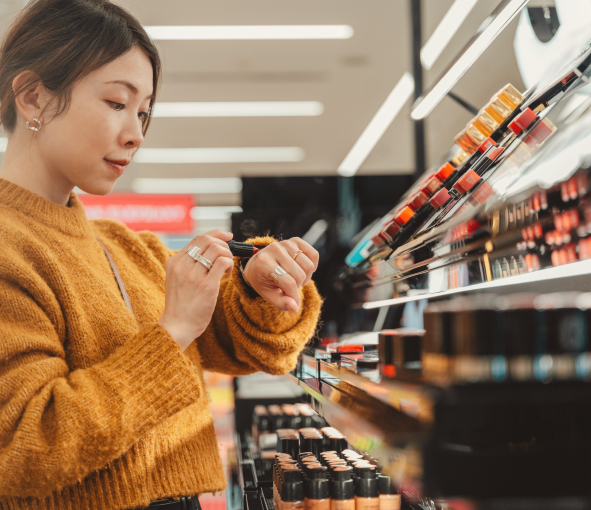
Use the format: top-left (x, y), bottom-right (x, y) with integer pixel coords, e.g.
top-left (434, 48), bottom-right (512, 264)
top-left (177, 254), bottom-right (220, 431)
top-left (330, 467), bottom-right (355, 510)
top-left (281, 468), bottom-right (305, 510)
top-left (378, 476), bottom-right (400, 510)
top-left (305, 468), bottom-right (331, 510)
top-left (277, 465), bottom-right (300, 508)
top-left (354, 466), bottom-right (380, 510)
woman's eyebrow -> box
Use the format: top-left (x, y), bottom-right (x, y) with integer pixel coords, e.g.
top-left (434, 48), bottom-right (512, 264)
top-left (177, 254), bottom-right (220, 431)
top-left (104, 79), bottom-right (153, 101)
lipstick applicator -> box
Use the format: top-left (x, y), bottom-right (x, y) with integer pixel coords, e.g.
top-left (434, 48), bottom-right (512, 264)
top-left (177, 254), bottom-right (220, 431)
top-left (227, 240), bottom-right (260, 258)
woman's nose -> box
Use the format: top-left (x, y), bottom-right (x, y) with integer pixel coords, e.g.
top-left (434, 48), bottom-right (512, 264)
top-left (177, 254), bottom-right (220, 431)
top-left (124, 116), bottom-right (145, 148)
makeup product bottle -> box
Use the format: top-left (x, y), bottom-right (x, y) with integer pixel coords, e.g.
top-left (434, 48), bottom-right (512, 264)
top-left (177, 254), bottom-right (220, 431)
top-left (330, 467), bottom-right (355, 510)
top-left (281, 468), bottom-right (305, 510)
top-left (354, 466), bottom-right (380, 510)
top-left (305, 469), bottom-right (331, 510)
top-left (378, 476), bottom-right (400, 510)
top-left (378, 328), bottom-right (425, 376)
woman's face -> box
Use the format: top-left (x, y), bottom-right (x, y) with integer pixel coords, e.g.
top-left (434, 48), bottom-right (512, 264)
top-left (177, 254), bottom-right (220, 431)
top-left (38, 46), bottom-right (153, 195)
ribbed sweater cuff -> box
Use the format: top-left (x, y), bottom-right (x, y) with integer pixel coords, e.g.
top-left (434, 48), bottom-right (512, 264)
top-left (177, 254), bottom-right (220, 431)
top-left (89, 322), bottom-right (202, 434)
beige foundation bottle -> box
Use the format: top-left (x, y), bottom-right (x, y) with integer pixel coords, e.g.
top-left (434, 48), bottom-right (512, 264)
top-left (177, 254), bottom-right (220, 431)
top-left (378, 476), bottom-right (400, 510)
top-left (354, 467), bottom-right (379, 510)
top-left (330, 467), bottom-right (355, 510)
top-left (280, 468), bottom-right (305, 510)
top-left (305, 468), bottom-right (331, 510)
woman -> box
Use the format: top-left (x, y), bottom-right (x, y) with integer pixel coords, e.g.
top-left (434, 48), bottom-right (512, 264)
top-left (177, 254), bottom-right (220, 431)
top-left (0, 1), bottom-right (323, 509)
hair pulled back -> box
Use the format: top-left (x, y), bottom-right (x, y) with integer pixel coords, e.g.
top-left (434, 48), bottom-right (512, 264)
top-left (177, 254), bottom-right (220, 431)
top-left (0, 0), bottom-right (161, 135)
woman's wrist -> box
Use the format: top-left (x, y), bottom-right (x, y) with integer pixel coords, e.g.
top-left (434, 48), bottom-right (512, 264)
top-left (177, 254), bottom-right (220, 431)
top-left (239, 258), bottom-right (260, 298)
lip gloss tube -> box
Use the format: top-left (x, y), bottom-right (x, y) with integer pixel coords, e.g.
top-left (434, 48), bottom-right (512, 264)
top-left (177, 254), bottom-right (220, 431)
top-left (330, 467), bottom-right (355, 510)
top-left (378, 476), bottom-right (400, 510)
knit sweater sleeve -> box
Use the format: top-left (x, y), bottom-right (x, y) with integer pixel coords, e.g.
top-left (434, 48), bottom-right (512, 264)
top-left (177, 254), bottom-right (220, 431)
top-left (136, 232), bottom-right (323, 375)
top-left (185, 236), bottom-right (323, 375)
top-left (0, 275), bottom-right (204, 499)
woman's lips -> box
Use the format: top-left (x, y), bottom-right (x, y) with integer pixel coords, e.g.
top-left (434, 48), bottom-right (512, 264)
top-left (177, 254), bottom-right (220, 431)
top-left (104, 159), bottom-right (128, 176)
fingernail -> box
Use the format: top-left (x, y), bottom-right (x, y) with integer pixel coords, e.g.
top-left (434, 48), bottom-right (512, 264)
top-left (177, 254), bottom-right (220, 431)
top-left (289, 304), bottom-right (299, 313)
top-left (225, 231), bottom-right (233, 236)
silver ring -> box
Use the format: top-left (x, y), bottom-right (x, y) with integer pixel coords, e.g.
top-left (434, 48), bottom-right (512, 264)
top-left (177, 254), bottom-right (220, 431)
top-left (187, 245), bottom-right (202, 260)
top-left (269, 265), bottom-right (288, 284)
top-left (194, 254), bottom-right (213, 271)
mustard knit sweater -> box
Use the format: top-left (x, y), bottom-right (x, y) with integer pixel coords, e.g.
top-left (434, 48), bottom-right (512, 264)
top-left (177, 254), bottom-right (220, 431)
top-left (0, 178), bottom-right (322, 510)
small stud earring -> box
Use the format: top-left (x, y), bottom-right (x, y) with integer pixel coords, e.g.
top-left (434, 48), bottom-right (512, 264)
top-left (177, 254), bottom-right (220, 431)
top-left (26, 118), bottom-right (41, 132)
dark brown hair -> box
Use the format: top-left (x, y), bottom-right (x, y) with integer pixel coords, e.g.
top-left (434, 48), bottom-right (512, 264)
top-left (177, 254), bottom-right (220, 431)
top-left (0, 0), bottom-right (161, 135)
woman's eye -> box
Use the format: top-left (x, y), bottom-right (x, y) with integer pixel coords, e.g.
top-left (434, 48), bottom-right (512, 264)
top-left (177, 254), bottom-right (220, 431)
top-left (139, 111), bottom-right (150, 120)
top-left (108, 101), bottom-right (125, 111)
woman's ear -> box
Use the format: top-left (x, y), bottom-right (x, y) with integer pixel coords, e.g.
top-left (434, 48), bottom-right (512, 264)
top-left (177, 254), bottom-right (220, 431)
top-left (12, 70), bottom-right (50, 128)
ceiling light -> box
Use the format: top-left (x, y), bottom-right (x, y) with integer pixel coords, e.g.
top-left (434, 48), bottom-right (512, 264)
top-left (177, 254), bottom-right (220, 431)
top-left (363, 258), bottom-right (591, 309)
top-left (420, 0), bottom-right (480, 70)
top-left (191, 206), bottom-right (243, 220)
top-left (133, 147), bottom-right (305, 164)
top-left (132, 178), bottom-right (243, 194)
top-left (411, 0), bottom-right (529, 120)
top-left (152, 101), bottom-right (324, 117)
top-left (145, 25), bottom-right (354, 40)
top-left (0, 137), bottom-right (7, 152)
top-left (338, 72), bottom-right (415, 177)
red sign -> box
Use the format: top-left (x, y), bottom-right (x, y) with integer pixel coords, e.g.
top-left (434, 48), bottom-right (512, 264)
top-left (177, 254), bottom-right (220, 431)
top-left (79, 193), bottom-right (195, 233)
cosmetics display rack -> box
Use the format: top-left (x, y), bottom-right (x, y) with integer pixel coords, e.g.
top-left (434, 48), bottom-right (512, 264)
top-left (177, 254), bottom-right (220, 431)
top-left (339, 39), bottom-right (591, 308)
top-left (286, 20), bottom-right (591, 510)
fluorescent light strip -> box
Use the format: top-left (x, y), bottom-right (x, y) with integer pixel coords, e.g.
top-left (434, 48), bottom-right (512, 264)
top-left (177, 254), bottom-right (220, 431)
top-left (131, 178), bottom-right (243, 194)
top-left (152, 101), bottom-right (324, 117)
top-left (421, 0), bottom-right (480, 70)
top-left (191, 206), bottom-right (243, 220)
top-left (145, 25), bottom-right (353, 40)
top-left (134, 147), bottom-right (304, 164)
top-left (363, 259), bottom-right (591, 309)
top-left (337, 73), bottom-right (415, 177)
top-left (411, 0), bottom-right (529, 120)
top-left (0, 137), bottom-right (7, 152)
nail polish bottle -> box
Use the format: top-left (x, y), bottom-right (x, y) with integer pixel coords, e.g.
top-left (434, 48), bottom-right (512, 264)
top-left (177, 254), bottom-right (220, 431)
top-left (305, 468), bottom-right (331, 510)
top-left (330, 467), bottom-right (355, 510)
top-left (354, 466), bottom-right (379, 510)
top-left (378, 476), bottom-right (400, 510)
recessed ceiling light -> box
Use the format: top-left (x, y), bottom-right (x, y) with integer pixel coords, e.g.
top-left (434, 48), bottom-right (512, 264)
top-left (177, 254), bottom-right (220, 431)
top-left (152, 101), bottom-right (324, 117)
top-left (145, 25), bottom-right (354, 40)
top-left (132, 178), bottom-right (243, 194)
top-left (133, 147), bottom-right (305, 164)
top-left (337, 73), bottom-right (415, 177)
top-left (420, 0), bottom-right (480, 70)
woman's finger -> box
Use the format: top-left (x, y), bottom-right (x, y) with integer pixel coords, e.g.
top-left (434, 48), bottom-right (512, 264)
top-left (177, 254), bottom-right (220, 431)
top-left (293, 252), bottom-right (315, 286)
top-left (196, 243), bottom-right (234, 275)
top-left (286, 237), bottom-right (320, 270)
top-left (179, 233), bottom-right (232, 272)
top-left (266, 243), bottom-right (307, 288)
top-left (265, 271), bottom-right (300, 312)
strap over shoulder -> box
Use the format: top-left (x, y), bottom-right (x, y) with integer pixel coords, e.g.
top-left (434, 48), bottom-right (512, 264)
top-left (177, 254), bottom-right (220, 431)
top-left (95, 236), bottom-right (135, 317)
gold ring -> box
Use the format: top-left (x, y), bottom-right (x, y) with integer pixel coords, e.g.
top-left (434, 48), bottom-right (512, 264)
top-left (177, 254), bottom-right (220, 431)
top-left (293, 250), bottom-right (304, 261)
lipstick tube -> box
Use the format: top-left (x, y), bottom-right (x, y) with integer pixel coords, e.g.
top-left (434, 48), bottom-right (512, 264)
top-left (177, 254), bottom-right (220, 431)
top-left (383, 188), bottom-right (451, 250)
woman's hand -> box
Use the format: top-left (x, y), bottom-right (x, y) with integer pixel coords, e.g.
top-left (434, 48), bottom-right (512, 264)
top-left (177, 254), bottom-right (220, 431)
top-left (159, 230), bottom-right (235, 351)
top-left (243, 238), bottom-right (319, 313)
